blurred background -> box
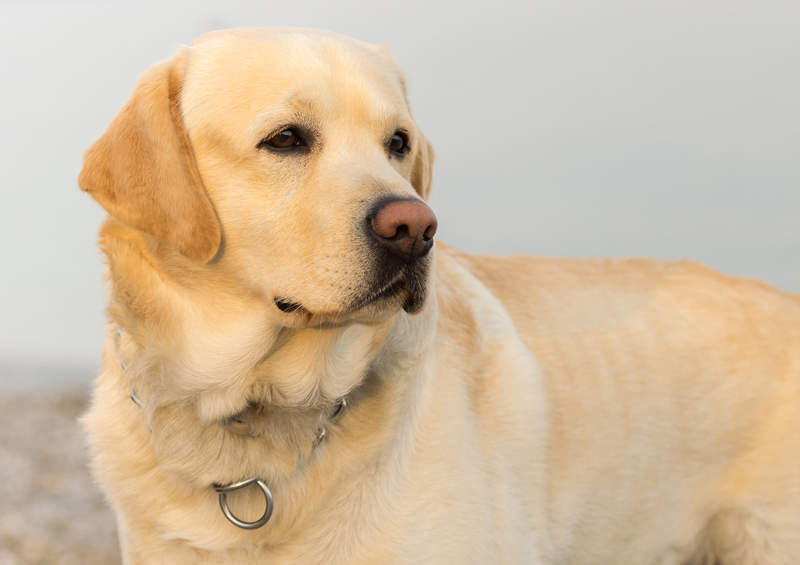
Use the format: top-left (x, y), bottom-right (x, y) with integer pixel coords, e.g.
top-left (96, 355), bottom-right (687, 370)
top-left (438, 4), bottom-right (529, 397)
top-left (1, 0), bottom-right (797, 562)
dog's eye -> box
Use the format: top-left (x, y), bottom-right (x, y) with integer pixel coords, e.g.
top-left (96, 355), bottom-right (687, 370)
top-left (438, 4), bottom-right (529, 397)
top-left (258, 128), bottom-right (305, 151)
top-left (388, 131), bottom-right (409, 156)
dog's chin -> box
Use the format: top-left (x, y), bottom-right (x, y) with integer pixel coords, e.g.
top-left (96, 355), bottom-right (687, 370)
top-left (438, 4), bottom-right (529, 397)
top-left (349, 261), bottom-right (431, 317)
top-left (319, 280), bottom-right (427, 327)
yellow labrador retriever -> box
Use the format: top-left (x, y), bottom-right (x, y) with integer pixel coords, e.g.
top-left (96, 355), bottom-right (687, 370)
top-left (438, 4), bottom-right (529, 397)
top-left (79, 28), bottom-right (800, 564)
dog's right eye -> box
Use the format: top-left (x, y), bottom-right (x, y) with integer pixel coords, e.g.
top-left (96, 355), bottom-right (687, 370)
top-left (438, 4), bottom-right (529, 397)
top-left (258, 128), bottom-right (306, 151)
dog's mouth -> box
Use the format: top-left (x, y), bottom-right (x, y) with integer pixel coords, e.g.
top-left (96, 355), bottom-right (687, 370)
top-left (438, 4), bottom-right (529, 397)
top-left (273, 276), bottom-right (405, 317)
top-left (346, 274), bottom-right (406, 312)
top-left (273, 263), bottom-right (429, 320)
top-left (274, 298), bottom-right (304, 313)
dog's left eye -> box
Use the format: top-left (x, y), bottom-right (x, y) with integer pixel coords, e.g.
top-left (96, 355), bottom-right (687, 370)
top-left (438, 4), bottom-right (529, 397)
top-left (388, 131), bottom-right (409, 156)
top-left (258, 128), bottom-right (306, 151)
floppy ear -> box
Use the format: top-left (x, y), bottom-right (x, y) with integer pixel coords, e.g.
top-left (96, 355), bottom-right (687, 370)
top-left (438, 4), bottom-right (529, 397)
top-left (78, 52), bottom-right (221, 262)
top-left (410, 133), bottom-right (435, 200)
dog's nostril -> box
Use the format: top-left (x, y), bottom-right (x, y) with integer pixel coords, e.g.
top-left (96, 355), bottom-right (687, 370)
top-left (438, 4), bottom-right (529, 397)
top-left (392, 224), bottom-right (410, 240)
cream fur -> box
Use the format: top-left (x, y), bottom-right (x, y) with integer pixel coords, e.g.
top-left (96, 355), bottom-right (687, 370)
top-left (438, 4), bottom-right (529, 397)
top-left (80, 28), bottom-right (800, 564)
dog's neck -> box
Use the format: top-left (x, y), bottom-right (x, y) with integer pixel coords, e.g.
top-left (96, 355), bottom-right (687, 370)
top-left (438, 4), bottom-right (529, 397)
top-left (113, 317), bottom-right (421, 478)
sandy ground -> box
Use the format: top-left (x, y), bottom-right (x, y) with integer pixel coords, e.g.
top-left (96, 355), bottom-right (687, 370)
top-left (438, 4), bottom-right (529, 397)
top-left (0, 391), bottom-right (120, 564)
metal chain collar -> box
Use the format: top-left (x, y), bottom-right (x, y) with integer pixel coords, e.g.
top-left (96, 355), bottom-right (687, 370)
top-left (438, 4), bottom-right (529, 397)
top-left (117, 327), bottom-right (349, 530)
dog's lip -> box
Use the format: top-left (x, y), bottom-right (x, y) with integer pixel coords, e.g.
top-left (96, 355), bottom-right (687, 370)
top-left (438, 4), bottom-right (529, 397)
top-left (274, 297), bottom-right (304, 313)
top-left (347, 274), bottom-right (406, 312)
top-left (273, 273), bottom-right (405, 318)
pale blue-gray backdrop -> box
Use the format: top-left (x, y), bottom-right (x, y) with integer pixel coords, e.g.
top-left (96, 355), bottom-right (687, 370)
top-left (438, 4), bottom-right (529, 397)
top-left (1, 0), bottom-right (798, 388)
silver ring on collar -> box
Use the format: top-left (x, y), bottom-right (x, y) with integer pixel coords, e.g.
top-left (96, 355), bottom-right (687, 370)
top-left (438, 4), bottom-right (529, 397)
top-left (214, 477), bottom-right (274, 530)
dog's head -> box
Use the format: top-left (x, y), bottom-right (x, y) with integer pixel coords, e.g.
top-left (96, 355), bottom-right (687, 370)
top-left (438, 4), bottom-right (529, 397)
top-left (79, 28), bottom-right (436, 327)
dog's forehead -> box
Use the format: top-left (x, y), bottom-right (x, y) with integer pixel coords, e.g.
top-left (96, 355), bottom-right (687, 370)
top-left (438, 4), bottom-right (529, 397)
top-left (181, 28), bottom-right (408, 133)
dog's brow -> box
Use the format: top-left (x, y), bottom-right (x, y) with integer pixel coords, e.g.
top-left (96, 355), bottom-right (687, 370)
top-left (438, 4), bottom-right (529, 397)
top-left (287, 93), bottom-right (323, 113)
top-left (286, 78), bottom-right (407, 129)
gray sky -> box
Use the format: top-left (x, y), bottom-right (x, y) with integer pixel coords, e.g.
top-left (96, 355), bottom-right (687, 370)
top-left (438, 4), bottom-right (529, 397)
top-left (1, 0), bottom-right (798, 386)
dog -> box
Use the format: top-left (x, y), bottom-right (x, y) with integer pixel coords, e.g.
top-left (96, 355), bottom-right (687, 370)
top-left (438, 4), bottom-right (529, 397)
top-left (79, 28), bottom-right (800, 564)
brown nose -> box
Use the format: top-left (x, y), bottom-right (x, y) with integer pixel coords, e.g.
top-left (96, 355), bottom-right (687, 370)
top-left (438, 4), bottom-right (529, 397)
top-left (369, 198), bottom-right (438, 259)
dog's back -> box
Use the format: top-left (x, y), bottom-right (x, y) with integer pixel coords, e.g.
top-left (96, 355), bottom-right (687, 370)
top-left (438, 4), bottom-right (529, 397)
top-left (443, 244), bottom-right (800, 563)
